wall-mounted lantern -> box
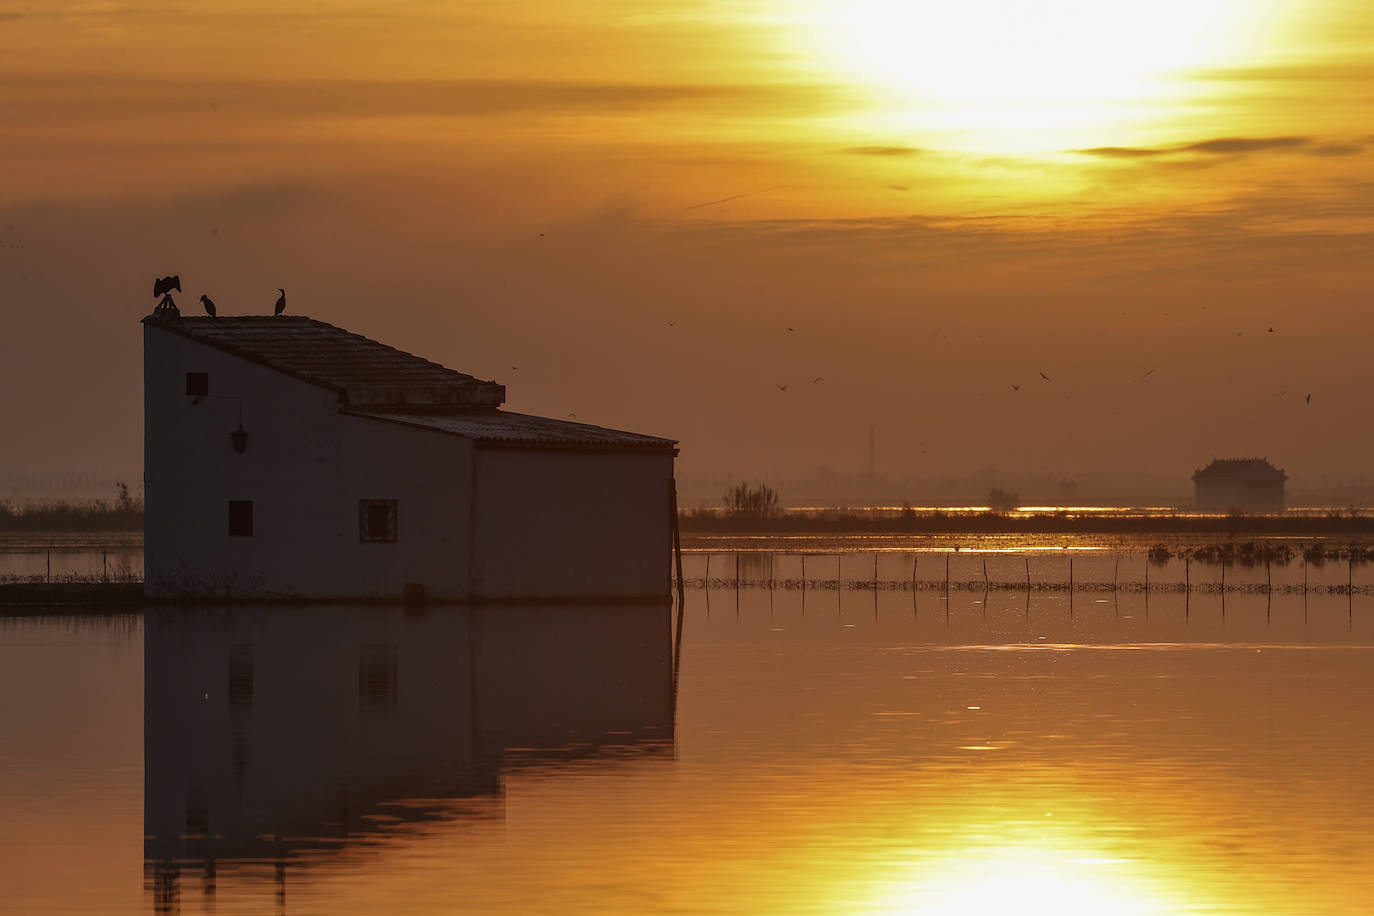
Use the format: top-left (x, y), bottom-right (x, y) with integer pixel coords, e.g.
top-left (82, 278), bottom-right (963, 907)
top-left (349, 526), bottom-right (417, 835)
top-left (231, 426), bottom-right (248, 454)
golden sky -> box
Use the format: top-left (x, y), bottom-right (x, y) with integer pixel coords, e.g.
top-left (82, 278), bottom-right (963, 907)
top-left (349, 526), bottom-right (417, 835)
top-left (1, 0), bottom-right (1372, 481)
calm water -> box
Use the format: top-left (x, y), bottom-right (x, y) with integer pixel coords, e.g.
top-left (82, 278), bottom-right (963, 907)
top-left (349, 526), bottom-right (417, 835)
top-left (3, 550), bottom-right (1374, 914)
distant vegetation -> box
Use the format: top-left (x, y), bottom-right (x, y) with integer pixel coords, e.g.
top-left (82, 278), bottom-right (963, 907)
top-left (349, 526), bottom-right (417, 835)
top-left (0, 483), bottom-right (143, 532)
top-left (680, 506), bottom-right (1374, 537)
top-left (721, 481), bottom-right (781, 519)
top-left (987, 487), bottom-right (1020, 512)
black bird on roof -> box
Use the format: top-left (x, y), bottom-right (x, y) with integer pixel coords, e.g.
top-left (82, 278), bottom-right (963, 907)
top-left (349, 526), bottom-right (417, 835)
top-left (153, 275), bottom-right (180, 298)
top-left (274, 288), bottom-right (286, 316)
top-left (199, 294), bottom-right (216, 317)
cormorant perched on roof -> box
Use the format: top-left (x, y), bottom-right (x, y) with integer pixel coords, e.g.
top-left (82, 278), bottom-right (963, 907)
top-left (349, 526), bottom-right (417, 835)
top-left (199, 294), bottom-right (216, 317)
top-left (153, 275), bottom-right (180, 298)
top-left (274, 288), bottom-right (286, 316)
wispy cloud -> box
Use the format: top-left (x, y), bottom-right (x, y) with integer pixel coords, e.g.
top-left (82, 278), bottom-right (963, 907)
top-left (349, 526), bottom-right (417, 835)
top-left (0, 74), bottom-right (851, 122)
top-left (843, 146), bottom-right (926, 157)
top-left (1073, 136), bottom-right (1363, 160)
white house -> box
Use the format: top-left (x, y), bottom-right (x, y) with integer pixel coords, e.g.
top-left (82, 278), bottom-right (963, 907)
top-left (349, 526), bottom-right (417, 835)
top-left (143, 308), bottom-right (678, 600)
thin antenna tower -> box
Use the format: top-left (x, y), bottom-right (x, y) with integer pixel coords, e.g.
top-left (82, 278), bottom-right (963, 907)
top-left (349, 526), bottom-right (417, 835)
top-left (868, 424), bottom-right (875, 480)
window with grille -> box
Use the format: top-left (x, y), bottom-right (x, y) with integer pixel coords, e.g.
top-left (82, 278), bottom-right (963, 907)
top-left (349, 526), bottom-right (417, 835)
top-left (359, 644), bottom-right (398, 718)
top-left (359, 499), bottom-right (398, 543)
top-left (228, 500), bottom-right (253, 537)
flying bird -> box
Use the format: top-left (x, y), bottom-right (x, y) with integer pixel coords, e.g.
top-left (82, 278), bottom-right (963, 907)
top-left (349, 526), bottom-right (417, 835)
top-left (274, 288), bottom-right (286, 316)
top-left (1039, 372), bottom-right (1052, 381)
top-left (668, 321), bottom-right (676, 327)
top-left (1306, 394), bottom-right (1312, 404)
top-left (566, 413), bottom-right (577, 419)
top-left (776, 383), bottom-right (789, 391)
top-left (1268, 327), bottom-right (1275, 333)
top-left (1138, 368), bottom-right (1155, 381)
top-left (812, 377), bottom-right (824, 384)
top-left (153, 275), bottom-right (180, 298)
top-left (787, 327), bottom-right (795, 332)
top-left (199, 294), bottom-right (216, 317)
top-left (1011, 384), bottom-right (1021, 391)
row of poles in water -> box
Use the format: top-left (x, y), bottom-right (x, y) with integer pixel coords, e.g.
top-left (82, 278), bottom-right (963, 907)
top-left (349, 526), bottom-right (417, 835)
top-left (684, 551), bottom-right (1367, 595)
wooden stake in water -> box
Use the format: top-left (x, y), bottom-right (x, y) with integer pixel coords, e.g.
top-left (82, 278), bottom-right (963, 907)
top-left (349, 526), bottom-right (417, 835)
top-left (945, 553), bottom-right (950, 593)
top-left (1025, 556), bottom-right (1031, 591)
top-left (982, 557), bottom-right (989, 589)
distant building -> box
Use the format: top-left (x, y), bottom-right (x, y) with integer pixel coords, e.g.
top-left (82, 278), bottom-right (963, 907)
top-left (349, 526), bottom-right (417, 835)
top-left (143, 313), bottom-right (678, 600)
top-left (1192, 458), bottom-right (1287, 512)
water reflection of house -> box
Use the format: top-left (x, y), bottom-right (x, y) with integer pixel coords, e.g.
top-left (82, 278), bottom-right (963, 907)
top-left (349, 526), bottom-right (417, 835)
top-left (144, 604), bottom-right (672, 911)
top-left (142, 313), bottom-right (678, 600)
top-left (1192, 458), bottom-right (1287, 512)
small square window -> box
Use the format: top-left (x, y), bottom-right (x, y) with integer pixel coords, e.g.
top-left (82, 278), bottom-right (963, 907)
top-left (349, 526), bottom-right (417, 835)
top-left (359, 644), bottom-right (398, 718)
top-left (186, 372), bottom-right (209, 397)
top-left (359, 500), bottom-right (398, 543)
top-left (228, 500), bottom-right (253, 537)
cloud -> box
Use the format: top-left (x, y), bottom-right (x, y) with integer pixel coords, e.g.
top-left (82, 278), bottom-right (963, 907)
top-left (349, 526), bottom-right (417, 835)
top-left (1182, 136), bottom-right (1311, 154)
top-left (1077, 133), bottom-right (1368, 160)
top-left (843, 146), bottom-right (926, 157)
top-left (1073, 146), bottom-right (1170, 159)
top-left (1072, 136), bottom-right (1364, 161)
top-left (0, 74), bottom-right (852, 123)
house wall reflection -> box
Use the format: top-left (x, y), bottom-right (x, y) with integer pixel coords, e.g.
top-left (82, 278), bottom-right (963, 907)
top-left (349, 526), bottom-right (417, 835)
top-left (144, 603), bottom-right (673, 910)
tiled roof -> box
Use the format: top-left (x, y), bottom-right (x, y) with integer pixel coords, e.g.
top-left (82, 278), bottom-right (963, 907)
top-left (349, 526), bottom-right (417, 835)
top-left (348, 408), bottom-right (678, 452)
top-left (144, 314), bottom-right (505, 407)
top-left (1193, 458), bottom-right (1286, 481)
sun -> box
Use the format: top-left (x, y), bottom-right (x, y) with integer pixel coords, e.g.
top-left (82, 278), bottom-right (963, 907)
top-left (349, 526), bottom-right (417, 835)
top-left (796, 0), bottom-right (1280, 147)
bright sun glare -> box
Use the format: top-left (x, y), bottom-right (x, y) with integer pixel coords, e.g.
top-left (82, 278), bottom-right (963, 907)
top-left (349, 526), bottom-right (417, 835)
top-left (802, 0), bottom-right (1278, 147)
top-left (871, 853), bottom-right (1178, 916)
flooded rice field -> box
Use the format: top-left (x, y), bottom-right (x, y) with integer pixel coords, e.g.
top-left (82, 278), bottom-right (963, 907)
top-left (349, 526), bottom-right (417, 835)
top-left (3, 539), bottom-right (1374, 913)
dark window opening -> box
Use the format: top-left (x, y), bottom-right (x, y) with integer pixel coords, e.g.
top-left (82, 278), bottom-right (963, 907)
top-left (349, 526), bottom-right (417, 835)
top-left (359, 644), bottom-right (398, 718)
top-left (228, 645), bottom-right (253, 718)
top-left (228, 500), bottom-right (253, 537)
top-left (185, 786), bottom-right (209, 837)
top-left (186, 372), bottom-right (209, 397)
top-left (359, 499), bottom-right (398, 543)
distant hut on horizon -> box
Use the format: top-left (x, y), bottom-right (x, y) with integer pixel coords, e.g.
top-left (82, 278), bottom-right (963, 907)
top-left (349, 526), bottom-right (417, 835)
top-left (1192, 458), bottom-right (1287, 513)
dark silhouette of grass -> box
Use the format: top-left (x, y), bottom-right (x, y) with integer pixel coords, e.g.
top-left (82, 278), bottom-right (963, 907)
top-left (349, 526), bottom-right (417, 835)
top-left (0, 483), bottom-right (143, 532)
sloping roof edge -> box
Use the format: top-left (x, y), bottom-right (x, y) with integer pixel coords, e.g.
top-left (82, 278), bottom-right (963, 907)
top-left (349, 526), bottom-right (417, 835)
top-left (343, 408), bottom-right (679, 454)
top-left (143, 313), bottom-right (505, 407)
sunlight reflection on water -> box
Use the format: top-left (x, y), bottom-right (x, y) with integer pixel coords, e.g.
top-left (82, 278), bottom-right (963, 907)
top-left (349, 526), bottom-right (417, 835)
top-left (1, 547), bottom-right (1373, 914)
